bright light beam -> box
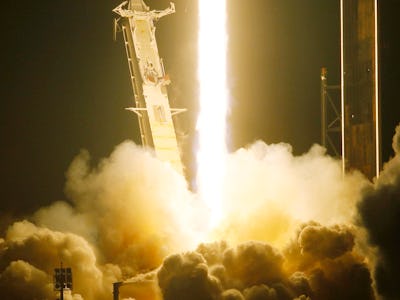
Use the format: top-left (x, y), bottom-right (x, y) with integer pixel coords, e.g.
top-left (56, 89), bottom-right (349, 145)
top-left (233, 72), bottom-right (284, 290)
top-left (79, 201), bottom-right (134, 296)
top-left (196, 1), bottom-right (228, 226)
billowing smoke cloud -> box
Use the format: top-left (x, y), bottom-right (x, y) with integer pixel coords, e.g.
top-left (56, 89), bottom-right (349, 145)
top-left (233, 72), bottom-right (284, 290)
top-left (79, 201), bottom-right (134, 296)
top-left (222, 241), bottom-right (285, 289)
top-left (296, 223), bottom-right (354, 260)
top-left (0, 260), bottom-right (54, 300)
top-left (217, 142), bottom-right (367, 245)
top-left (357, 123), bottom-right (400, 299)
top-left (221, 289), bottom-right (244, 300)
top-left (0, 142), bottom-right (200, 299)
top-left (391, 123), bottom-right (400, 154)
top-left (157, 251), bottom-right (222, 300)
top-left (59, 142), bottom-right (198, 272)
top-left (0, 220), bottom-right (106, 299)
top-left (157, 222), bottom-right (375, 300)
top-left (2, 127), bottom-right (400, 299)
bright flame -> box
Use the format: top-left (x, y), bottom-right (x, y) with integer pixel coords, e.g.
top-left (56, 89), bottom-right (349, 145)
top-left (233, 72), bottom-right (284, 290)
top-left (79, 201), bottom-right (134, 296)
top-left (197, 1), bottom-right (228, 226)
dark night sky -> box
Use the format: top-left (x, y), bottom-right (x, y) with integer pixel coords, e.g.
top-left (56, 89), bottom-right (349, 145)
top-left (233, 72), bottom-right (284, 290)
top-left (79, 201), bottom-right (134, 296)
top-left (1, 0), bottom-right (399, 217)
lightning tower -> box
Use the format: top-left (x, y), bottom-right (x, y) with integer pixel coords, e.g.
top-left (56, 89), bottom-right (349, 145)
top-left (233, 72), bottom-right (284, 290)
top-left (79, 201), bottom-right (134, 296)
top-left (113, 0), bottom-right (185, 175)
top-left (341, 0), bottom-right (380, 180)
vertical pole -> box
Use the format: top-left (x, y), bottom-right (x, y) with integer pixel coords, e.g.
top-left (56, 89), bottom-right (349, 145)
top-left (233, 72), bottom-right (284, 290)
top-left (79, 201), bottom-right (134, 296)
top-left (321, 67), bottom-right (327, 148)
top-left (374, 0), bottom-right (380, 178)
top-left (113, 282), bottom-right (121, 300)
top-left (60, 262), bottom-right (64, 300)
top-left (340, 0), bottom-right (346, 176)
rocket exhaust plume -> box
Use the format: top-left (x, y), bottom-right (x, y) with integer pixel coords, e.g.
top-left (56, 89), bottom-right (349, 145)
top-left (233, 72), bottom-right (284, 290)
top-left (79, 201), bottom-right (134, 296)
top-left (196, 0), bottom-right (228, 227)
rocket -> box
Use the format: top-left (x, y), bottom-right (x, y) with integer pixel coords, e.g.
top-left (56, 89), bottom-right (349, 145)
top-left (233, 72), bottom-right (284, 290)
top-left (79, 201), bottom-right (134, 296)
top-left (113, 0), bottom-right (185, 175)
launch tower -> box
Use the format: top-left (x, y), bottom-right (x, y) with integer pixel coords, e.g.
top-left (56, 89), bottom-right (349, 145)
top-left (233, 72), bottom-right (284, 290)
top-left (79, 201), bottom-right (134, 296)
top-left (113, 0), bottom-right (185, 175)
top-left (341, 0), bottom-right (380, 180)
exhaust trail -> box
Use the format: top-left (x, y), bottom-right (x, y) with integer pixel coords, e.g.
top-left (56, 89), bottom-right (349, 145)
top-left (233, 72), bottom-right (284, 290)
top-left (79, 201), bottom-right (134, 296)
top-left (196, 0), bottom-right (229, 227)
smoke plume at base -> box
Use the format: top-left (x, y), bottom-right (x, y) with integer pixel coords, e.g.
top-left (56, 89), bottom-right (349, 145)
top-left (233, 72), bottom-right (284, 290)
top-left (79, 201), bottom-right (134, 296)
top-left (2, 125), bottom-right (400, 299)
top-left (357, 123), bottom-right (400, 299)
top-left (157, 222), bottom-right (375, 300)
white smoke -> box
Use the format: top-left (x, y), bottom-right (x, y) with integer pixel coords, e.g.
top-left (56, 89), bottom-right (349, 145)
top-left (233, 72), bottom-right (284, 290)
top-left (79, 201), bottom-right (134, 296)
top-left (0, 141), bottom-right (202, 299)
top-left (217, 141), bottom-right (368, 246)
top-left (0, 136), bottom-right (387, 300)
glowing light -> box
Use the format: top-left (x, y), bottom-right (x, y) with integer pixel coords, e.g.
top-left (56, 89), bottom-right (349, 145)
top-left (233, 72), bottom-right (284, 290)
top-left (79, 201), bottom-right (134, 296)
top-left (340, 0), bottom-right (345, 176)
top-left (197, 0), bottom-right (228, 226)
top-left (374, 0), bottom-right (380, 178)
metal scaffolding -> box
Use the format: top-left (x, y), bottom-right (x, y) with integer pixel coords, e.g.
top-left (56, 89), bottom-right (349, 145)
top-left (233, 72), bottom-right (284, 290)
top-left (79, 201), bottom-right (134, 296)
top-left (113, 0), bottom-right (185, 175)
top-left (321, 67), bottom-right (341, 158)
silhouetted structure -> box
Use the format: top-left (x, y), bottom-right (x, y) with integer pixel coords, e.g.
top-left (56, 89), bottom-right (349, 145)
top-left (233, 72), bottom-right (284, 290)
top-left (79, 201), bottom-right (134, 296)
top-left (54, 263), bottom-right (72, 300)
top-left (341, 0), bottom-right (380, 180)
top-left (321, 67), bottom-right (341, 158)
